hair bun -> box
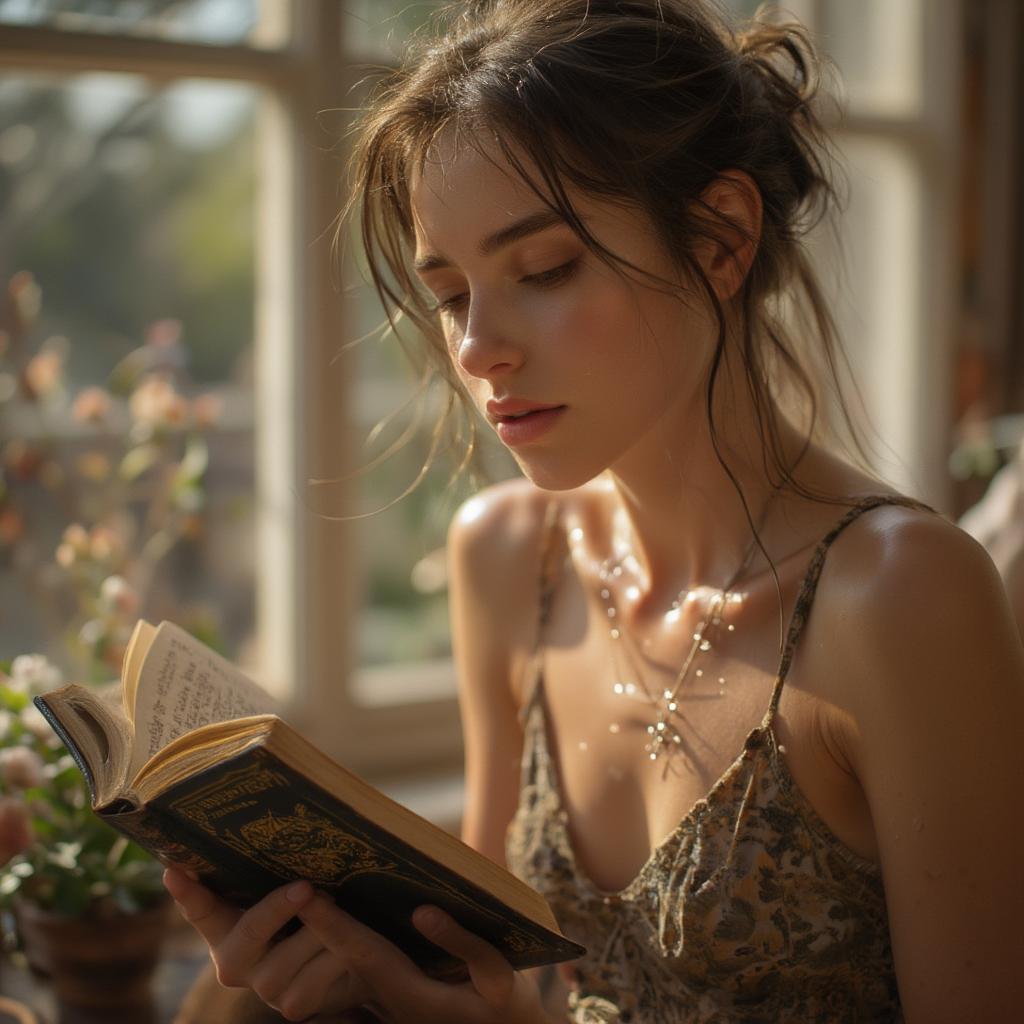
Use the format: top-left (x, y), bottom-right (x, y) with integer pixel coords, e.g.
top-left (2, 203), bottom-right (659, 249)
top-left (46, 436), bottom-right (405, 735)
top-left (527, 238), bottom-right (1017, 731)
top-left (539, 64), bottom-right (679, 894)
top-left (734, 15), bottom-right (821, 113)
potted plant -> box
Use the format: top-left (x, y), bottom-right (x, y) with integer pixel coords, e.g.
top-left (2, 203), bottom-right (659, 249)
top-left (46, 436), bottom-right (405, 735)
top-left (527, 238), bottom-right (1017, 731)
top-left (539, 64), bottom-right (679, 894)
top-left (0, 654), bottom-right (170, 1019)
top-left (0, 272), bottom-right (227, 1021)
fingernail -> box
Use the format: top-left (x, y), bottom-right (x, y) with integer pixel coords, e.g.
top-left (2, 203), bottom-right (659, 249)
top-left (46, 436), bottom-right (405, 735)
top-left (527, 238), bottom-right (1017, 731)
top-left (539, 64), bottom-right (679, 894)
top-left (414, 907), bottom-right (443, 933)
top-left (287, 882), bottom-right (312, 903)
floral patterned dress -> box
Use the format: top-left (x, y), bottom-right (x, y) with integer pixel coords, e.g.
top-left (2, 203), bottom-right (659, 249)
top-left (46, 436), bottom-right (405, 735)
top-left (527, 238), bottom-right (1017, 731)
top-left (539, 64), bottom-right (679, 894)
top-left (506, 496), bottom-right (929, 1023)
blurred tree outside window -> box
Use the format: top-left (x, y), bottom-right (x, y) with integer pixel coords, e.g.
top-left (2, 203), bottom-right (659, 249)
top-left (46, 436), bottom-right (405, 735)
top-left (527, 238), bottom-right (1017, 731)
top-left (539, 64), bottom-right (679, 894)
top-left (0, 69), bottom-right (259, 671)
top-left (0, 0), bottom-right (288, 47)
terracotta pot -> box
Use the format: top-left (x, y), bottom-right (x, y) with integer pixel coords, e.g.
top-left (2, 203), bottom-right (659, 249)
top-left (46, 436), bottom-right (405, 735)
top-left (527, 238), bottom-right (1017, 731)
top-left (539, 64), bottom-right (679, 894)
top-left (14, 897), bottom-right (172, 1023)
top-left (0, 996), bottom-right (39, 1024)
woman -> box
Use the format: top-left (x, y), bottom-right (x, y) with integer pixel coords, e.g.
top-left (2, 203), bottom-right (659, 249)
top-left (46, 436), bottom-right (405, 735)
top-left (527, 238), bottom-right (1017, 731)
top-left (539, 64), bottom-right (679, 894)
top-left (164, 1), bottom-right (1024, 1020)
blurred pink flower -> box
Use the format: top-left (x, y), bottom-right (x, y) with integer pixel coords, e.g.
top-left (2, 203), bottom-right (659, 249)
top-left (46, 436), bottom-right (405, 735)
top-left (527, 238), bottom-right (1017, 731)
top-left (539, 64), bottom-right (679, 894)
top-left (99, 575), bottom-right (137, 617)
top-left (56, 522), bottom-right (89, 567)
top-left (89, 525), bottom-right (121, 563)
top-left (130, 376), bottom-right (189, 429)
top-left (9, 654), bottom-right (63, 694)
top-left (192, 392), bottom-right (223, 429)
top-left (72, 386), bottom-right (111, 423)
top-left (8, 271), bottom-right (41, 331)
top-left (25, 348), bottom-right (63, 398)
top-left (0, 796), bottom-right (32, 864)
top-left (0, 746), bottom-right (44, 789)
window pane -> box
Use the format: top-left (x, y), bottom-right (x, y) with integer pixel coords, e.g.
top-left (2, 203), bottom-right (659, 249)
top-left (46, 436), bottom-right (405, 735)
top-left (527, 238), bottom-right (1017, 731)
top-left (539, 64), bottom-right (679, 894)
top-left (807, 135), bottom-right (922, 490)
top-left (341, 0), bottom-right (445, 60)
top-left (0, 0), bottom-right (289, 48)
top-left (352, 280), bottom-right (519, 668)
top-left (0, 72), bottom-right (259, 675)
top-left (819, 0), bottom-right (923, 117)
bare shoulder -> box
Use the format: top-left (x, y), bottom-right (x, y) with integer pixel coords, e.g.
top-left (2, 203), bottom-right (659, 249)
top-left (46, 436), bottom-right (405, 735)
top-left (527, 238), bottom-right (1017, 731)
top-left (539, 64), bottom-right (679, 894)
top-left (448, 476), bottom-right (553, 580)
top-left (447, 478), bottom-right (558, 702)
top-left (818, 500), bottom-right (1014, 650)
top-left (810, 500), bottom-right (1024, 1021)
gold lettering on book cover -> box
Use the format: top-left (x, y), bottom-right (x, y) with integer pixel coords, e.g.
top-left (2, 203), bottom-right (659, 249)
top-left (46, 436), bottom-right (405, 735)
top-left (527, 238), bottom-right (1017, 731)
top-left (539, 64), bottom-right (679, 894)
top-left (233, 804), bottom-right (396, 883)
top-left (171, 764), bottom-right (289, 835)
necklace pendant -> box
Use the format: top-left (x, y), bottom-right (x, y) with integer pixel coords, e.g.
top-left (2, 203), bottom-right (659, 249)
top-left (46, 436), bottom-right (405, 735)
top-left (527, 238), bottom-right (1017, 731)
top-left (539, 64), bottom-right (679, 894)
top-left (644, 707), bottom-right (683, 761)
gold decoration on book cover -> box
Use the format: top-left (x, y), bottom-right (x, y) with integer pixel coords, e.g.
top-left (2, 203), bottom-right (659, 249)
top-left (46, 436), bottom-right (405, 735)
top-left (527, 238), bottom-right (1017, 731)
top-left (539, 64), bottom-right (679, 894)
top-left (236, 804), bottom-right (396, 883)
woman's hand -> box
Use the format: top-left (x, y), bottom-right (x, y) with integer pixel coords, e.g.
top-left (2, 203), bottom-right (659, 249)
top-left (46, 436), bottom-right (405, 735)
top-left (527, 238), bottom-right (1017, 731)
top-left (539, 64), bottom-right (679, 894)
top-left (163, 866), bottom-right (552, 1023)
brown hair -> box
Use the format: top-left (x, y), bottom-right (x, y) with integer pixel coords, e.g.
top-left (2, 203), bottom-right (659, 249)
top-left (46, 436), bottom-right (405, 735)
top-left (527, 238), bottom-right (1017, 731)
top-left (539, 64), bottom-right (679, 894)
top-left (343, 0), bottom-right (868, 513)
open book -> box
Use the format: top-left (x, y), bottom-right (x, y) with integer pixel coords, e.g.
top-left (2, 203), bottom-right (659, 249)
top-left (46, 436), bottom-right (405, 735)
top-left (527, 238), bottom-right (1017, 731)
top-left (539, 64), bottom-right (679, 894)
top-left (34, 620), bottom-right (584, 980)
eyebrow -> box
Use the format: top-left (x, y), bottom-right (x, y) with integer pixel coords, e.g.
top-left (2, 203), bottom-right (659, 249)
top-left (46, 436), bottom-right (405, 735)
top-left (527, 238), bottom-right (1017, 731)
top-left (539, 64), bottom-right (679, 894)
top-left (414, 210), bottom-right (567, 273)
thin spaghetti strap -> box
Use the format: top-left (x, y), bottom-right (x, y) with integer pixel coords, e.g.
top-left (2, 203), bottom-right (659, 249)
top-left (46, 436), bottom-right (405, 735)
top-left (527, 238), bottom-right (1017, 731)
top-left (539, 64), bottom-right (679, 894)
top-left (765, 493), bottom-right (935, 724)
top-left (518, 500), bottom-right (564, 722)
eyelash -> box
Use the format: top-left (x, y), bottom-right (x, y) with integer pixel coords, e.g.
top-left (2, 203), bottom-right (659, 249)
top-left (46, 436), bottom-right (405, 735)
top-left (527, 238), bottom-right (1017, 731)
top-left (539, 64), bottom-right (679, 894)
top-left (431, 258), bottom-right (581, 315)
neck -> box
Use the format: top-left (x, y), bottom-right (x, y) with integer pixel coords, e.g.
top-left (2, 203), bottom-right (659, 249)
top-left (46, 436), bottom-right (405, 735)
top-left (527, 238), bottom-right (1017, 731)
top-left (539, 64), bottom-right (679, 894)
top-left (600, 368), bottom-right (809, 610)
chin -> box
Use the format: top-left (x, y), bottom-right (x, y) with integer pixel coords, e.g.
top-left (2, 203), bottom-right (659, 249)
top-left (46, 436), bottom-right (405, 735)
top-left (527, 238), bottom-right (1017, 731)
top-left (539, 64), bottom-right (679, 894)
top-left (512, 452), bottom-right (606, 493)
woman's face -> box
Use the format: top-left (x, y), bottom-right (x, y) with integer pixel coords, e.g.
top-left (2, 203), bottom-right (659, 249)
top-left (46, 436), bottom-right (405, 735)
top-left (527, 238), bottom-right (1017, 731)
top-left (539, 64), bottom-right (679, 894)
top-left (410, 140), bottom-right (717, 491)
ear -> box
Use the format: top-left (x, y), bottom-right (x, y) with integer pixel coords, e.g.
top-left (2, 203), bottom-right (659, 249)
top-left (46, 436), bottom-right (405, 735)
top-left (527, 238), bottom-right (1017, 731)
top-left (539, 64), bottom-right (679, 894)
top-left (690, 170), bottom-right (763, 302)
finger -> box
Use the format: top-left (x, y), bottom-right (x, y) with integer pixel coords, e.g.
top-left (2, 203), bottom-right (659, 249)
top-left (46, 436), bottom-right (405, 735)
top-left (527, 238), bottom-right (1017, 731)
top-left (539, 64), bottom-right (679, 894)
top-left (412, 905), bottom-right (515, 1008)
top-left (296, 893), bottom-right (429, 996)
top-left (275, 946), bottom-right (371, 1022)
top-left (246, 923), bottom-right (328, 1007)
top-left (163, 867), bottom-right (240, 947)
top-left (214, 881), bottom-right (318, 987)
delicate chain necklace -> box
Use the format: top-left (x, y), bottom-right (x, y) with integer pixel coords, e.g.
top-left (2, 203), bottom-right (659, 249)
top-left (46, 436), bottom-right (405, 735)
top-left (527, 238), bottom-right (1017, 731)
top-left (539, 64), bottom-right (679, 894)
top-left (595, 527), bottom-right (763, 763)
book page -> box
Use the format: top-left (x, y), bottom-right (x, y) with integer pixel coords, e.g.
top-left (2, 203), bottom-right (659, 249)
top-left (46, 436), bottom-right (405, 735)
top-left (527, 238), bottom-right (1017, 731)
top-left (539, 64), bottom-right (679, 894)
top-left (129, 622), bottom-right (277, 784)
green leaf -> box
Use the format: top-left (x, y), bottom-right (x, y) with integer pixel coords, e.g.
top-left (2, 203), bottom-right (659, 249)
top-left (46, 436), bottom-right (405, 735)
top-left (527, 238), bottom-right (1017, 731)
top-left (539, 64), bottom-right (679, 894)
top-left (119, 443), bottom-right (162, 481)
top-left (177, 435), bottom-right (209, 483)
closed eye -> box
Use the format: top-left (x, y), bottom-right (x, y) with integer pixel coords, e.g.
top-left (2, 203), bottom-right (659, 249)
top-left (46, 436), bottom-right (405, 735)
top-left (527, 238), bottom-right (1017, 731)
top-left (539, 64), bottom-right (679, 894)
top-left (429, 258), bottom-right (582, 316)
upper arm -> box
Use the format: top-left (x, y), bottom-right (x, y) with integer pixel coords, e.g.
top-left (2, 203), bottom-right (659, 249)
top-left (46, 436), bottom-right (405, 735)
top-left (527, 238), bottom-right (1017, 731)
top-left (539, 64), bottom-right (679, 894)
top-left (446, 479), bottom-right (549, 866)
top-left (832, 514), bottom-right (1024, 1022)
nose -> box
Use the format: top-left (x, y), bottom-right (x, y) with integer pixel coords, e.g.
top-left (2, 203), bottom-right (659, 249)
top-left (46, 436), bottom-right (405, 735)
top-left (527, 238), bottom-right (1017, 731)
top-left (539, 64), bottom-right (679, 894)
top-left (454, 300), bottom-right (523, 380)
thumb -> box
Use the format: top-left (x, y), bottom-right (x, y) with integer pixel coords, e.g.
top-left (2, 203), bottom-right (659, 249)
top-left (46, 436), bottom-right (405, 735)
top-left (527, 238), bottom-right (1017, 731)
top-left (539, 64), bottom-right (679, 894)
top-left (412, 906), bottom-right (515, 1008)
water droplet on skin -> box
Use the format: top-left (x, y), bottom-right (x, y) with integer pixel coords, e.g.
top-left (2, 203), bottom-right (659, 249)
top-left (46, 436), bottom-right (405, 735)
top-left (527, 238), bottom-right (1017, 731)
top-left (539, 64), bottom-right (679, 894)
top-left (610, 628), bottom-right (621, 640)
top-left (663, 689), bottom-right (673, 700)
top-left (667, 702), bottom-right (677, 712)
top-left (777, 744), bottom-right (787, 754)
top-left (625, 585), bottom-right (640, 602)
top-left (699, 640), bottom-right (712, 652)
top-left (607, 607), bottom-right (616, 619)
top-left (608, 722), bottom-right (621, 734)
top-left (727, 624), bottom-right (735, 632)
top-left (613, 683), bottom-right (624, 695)
top-left (665, 608), bottom-right (681, 624)
top-left (569, 527), bottom-right (584, 543)
top-left (600, 588), bottom-right (610, 600)
top-left (624, 682), bottom-right (637, 695)
top-left (695, 669), bottom-right (703, 677)
top-left (718, 677), bottom-right (725, 684)
top-left (578, 741), bottom-right (588, 752)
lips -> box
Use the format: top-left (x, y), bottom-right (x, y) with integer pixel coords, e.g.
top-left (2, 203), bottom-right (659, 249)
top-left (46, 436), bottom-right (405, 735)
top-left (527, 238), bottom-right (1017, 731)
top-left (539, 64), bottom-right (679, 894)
top-left (485, 399), bottom-right (565, 425)
top-left (486, 402), bottom-right (567, 446)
